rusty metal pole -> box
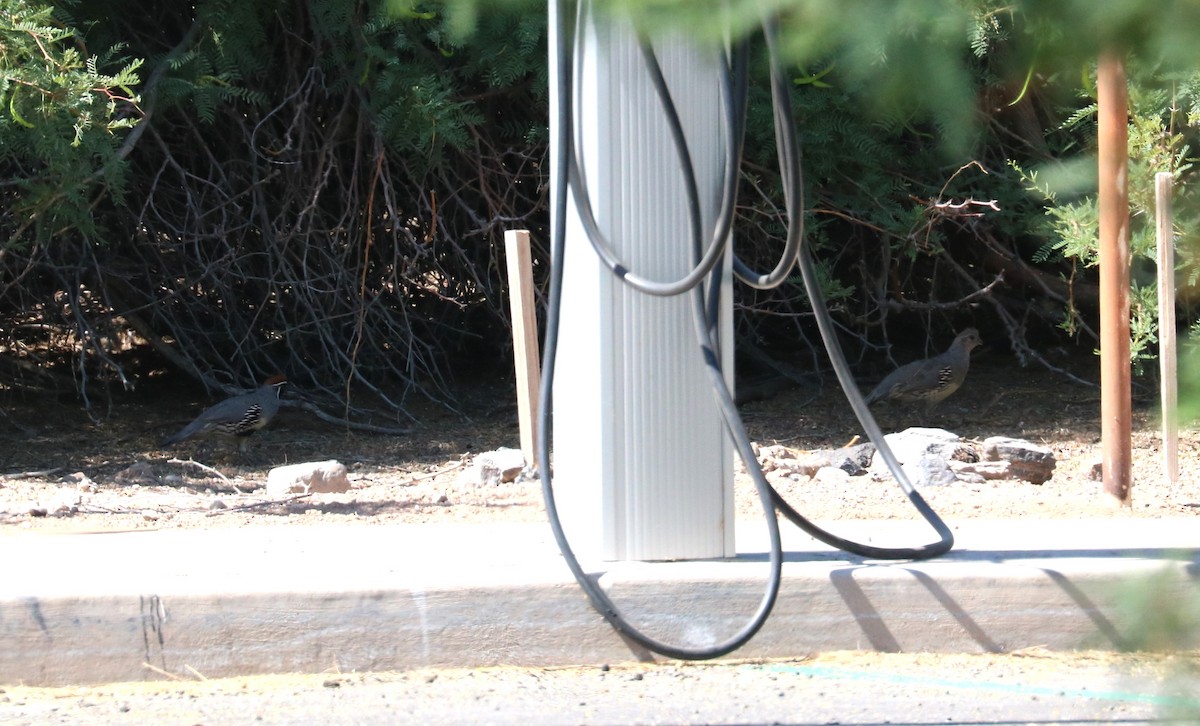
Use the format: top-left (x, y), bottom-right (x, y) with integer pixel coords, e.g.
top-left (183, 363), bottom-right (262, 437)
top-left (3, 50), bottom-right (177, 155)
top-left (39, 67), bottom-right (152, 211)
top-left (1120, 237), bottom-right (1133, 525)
top-left (1097, 52), bottom-right (1132, 505)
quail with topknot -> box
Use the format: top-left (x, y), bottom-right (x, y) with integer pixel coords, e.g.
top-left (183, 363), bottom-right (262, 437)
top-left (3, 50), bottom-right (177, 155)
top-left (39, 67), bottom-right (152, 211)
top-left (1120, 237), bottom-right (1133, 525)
top-left (864, 328), bottom-right (982, 411)
top-left (161, 375), bottom-right (287, 449)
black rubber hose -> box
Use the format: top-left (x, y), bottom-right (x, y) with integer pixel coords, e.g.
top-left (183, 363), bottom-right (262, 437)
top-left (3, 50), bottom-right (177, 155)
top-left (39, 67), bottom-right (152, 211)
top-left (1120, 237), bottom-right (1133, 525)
top-left (539, 0), bottom-right (783, 660)
top-left (757, 16), bottom-right (954, 560)
top-left (564, 17), bottom-right (742, 297)
top-left (540, 0), bottom-right (954, 661)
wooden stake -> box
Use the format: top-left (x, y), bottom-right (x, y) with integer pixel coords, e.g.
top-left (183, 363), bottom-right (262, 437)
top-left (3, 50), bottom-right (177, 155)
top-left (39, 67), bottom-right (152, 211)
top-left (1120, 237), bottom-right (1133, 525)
top-left (504, 229), bottom-right (542, 468)
top-left (1097, 52), bottom-right (1133, 505)
top-left (1156, 171), bottom-right (1179, 484)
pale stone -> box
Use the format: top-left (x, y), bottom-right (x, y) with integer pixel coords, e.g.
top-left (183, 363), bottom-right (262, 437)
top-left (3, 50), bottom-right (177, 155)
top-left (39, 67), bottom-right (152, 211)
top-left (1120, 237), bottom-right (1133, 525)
top-left (755, 443), bottom-right (873, 479)
top-left (757, 444), bottom-right (797, 461)
top-left (774, 456), bottom-right (824, 478)
top-left (112, 462), bottom-right (158, 486)
top-left (982, 436), bottom-right (1057, 485)
top-left (813, 466), bottom-right (851, 487)
top-left (462, 448), bottom-right (527, 487)
top-left (869, 428), bottom-right (969, 487)
top-left (948, 459), bottom-right (1015, 481)
top-left (765, 469), bottom-right (798, 488)
top-left (266, 460), bottom-right (351, 496)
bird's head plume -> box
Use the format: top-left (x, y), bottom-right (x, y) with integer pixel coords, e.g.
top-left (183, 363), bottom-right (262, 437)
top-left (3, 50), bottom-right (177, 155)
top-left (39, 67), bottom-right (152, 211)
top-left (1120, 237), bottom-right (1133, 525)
top-left (954, 328), bottom-right (983, 352)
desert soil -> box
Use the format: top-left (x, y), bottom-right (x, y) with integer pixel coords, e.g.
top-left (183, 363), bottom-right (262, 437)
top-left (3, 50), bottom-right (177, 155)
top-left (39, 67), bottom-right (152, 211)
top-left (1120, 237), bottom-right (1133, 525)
top-left (1, 349), bottom-right (1198, 534)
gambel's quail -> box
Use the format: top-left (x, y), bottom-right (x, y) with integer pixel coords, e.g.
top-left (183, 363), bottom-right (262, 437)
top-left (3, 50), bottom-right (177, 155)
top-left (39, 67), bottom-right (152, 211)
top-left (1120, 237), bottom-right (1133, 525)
top-left (161, 375), bottom-right (287, 447)
top-left (864, 328), bottom-right (982, 410)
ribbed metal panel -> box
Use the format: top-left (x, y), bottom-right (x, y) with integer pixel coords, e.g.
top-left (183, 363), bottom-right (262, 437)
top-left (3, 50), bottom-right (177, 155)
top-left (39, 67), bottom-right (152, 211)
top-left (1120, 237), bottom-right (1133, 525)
top-left (552, 10), bottom-right (733, 562)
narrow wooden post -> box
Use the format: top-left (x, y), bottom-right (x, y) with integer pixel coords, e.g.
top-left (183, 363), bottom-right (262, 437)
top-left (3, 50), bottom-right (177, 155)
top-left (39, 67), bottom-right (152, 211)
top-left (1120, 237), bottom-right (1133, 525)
top-left (1156, 171), bottom-right (1179, 484)
top-left (505, 229), bottom-right (542, 468)
top-left (1097, 52), bottom-right (1133, 505)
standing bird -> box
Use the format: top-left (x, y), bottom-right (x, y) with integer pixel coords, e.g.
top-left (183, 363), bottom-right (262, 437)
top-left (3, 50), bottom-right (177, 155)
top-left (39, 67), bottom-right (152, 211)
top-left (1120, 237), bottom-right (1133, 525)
top-left (864, 329), bottom-right (982, 411)
top-left (161, 375), bottom-right (287, 448)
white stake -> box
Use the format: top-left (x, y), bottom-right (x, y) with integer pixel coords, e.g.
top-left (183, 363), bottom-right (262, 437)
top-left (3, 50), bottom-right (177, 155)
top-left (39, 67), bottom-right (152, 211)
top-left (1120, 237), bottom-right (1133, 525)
top-left (1156, 171), bottom-right (1178, 485)
top-left (505, 229), bottom-right (541, 468)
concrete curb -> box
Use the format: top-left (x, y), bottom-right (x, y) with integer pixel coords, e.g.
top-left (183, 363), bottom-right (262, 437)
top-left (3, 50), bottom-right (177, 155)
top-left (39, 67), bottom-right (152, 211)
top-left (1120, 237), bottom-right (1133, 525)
top-left (3, 519), bottom-right (1198, 686)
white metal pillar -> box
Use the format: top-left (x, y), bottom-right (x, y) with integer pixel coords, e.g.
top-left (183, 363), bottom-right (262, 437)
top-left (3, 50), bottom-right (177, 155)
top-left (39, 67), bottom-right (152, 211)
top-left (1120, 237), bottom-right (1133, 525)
top-left (550, 4), bottom-right (733, 562)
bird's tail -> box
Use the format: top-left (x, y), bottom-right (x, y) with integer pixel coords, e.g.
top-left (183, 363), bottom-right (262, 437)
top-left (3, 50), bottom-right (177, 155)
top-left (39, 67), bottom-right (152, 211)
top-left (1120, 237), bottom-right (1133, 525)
top-left (160, 421), bottom-right (200, 447)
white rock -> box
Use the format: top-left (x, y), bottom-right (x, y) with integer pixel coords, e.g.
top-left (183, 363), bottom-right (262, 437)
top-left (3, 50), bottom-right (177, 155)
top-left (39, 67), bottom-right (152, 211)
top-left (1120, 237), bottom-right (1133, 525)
top-left (948, 459), bottom-right (1014, 482)
top-left (869, 428), bottom-right (967, 487)
top-left (757, 444), bottom-right (797, 461)
top-left (112, 462), bottom-right (158, 486)
top-left (982, 436), bottom-right (1057, 485)
top-left (266, 460), bottom-right (351, 496)
top-left (46, 490), bottom-right (82, 517)
top-left (61, 471), bottom-right (97, 490)
top-left (462, 448), bottom-right (527, 487)
top-left (887, 427), bottom-right (962, 454)
top-left (813, 467), bottom-right (851, 486)
top-left (774, 457), bottom-right (824, 478)
top-left (765, 469), bottom-right (798, 488)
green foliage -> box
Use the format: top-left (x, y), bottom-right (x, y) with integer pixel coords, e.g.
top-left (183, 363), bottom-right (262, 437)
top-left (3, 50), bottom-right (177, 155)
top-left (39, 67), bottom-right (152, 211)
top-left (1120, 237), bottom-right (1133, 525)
top-left (75, 0), bottom-right (545, 164)
top-left (1111, 567), bottom-right (1200, 722)
top-left (1178, 326), bottom-right (1200, 424)
top-left (1012, 61), bottom-right (1200, 368)
top-left (0, 0), bottom-right (552, 402)
top-left (1114, 566), bottom-right (1200, 651)
top-left (10, 0), bottom-right (1200, 405)
top-left (1011, 161), bottom-right (1099, 267)
top-left (0, 0), bottom-right (142, 248)
top-left (492, 0), bottom-right (1200, 367)
top-left (1127, 281), bottom-right (1160, 375)
top-left (363, 3), bottom-right (545, 167)
top-left (117, 0), bottom-right (273, 122)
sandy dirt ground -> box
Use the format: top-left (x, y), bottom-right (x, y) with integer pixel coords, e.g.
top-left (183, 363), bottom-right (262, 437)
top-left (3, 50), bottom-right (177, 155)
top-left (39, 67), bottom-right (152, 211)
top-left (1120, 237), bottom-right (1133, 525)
top-left (1, 349), bottom-right (1198, 534)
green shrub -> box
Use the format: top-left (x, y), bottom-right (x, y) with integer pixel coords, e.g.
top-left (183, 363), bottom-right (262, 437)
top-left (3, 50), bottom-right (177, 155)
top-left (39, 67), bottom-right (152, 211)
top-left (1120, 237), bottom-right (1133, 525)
top-left (1, 0), bottom-right (142, 249)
